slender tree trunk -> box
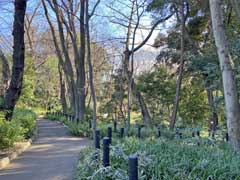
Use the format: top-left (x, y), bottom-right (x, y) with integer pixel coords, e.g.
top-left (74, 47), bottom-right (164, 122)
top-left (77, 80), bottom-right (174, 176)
top-left (42, 0), bottom-right (77, 116)
top-left (86, 0), bottom-right (97, 141)
top-left (205, 78), bottom-right (218, 131)
top-left (210, 0), bottom-right (240, 151)
top-left (0, 49), bottom-right (10, 96)
top-left (132, 81), bottom-right (151, 124)
top-left (124, 52), bottom-right (151, 125)
top-left (169, 0), bottom-right (185, 129)
top-left (77, 0), bottom-right (86, 121)
top-left (58, 63), bottom-right (67, 113)
top-left (0, 0), bottom-right (27, 120)
top-left (206, 87), bottom-right (218, 131)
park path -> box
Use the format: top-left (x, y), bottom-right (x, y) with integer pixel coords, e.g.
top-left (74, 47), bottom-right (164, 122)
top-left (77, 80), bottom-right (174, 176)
top-left (0, 119), bottom-right (89, 180)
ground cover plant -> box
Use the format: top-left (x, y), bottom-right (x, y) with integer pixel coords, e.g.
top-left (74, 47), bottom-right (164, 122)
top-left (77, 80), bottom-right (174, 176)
top-left (47, 113), bottom-right (236, 180)
top-left (0, 109), bottom-right (37, 149)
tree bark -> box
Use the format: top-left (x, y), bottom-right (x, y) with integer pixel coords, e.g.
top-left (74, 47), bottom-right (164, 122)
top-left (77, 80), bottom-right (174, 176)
top-left (58, 63), bottom-right (67, 113)
top-left (86, 0), bottom-right (98, 141)
top-left (169, 0), bottom-right (185, 129)
top-left (210, 0), bottom-right (240, 151)
top-left (0, 0), bottom-right (27, 120)
top-left (126, 1), bottom-right (135, 128)
top-left (205, 78), bottom-right (218, 131)
top-left (42, 0), bottom-right (77, 115)
top-left (77, 0), bottom-right (86, 121)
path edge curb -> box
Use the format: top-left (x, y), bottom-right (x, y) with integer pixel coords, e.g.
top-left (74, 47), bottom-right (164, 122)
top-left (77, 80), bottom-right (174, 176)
top-left (0, 125), bottom-right (38, 170)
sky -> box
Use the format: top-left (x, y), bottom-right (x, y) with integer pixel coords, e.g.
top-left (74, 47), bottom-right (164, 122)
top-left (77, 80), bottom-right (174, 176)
top-left (0, 0), bottom-right (174, 70)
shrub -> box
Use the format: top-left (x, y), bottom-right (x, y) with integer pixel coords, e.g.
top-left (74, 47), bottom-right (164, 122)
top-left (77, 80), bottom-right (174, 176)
top-left (12, 109), bottom-right (37, 138)
top-left (66, 121), bottom-right (91, 137)
top-left (0, 118), bottom-right (25, 149)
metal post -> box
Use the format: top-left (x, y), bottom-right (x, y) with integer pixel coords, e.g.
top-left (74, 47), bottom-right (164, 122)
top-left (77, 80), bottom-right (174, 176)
top-left (129, 155), bottom-right (138, 180)
top-left (108, 127), bottom-right (112, 144)
top-left (137, 126), bottom-right (141, 139)
top-left (179, 132), bottom-right (182, 139)
top-left (157, 127), bottom-right (161, 138)
top-left (197, 131), bottom-right (200, 137)
top-left (95, 130), bottom-right (100, 149)
top-left (103, 137), bottom-right (110, 167)
top-left (113, 121), bottom-right (117, 132)
top-left (192, 132), bottom-right (195, 137)
top-left (226, 132), bottom-right (229, 142)
top-left (120, 127), bottom-right (124, 138)
top-left (212, 132), bottom-right (215, 138)
top-left (89, 120), bottom-right (92, 129)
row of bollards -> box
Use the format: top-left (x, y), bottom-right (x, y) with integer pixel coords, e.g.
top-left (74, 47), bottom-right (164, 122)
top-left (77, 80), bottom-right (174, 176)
top-left (48, 111), bottom-right (231, 143)
top-left (94, 126), bottom-right (138, 180)
top-left (48, 112), bottom-right (231, 180)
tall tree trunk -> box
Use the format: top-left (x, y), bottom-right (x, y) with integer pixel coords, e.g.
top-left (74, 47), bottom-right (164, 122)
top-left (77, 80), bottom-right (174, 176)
top-left (77, 0), bottom-right (86, 121)
top-left (58, 63), bottom-right (67, 113)
top-left (0, 49), bottom-right (10, 96)
top-left (124, 51), bottom-right (151, 125)
top-left (0, 0), bottom-right (27, 120)
top-left (210, 0), bottom-right (240, 151)
top-left (133, 82), bottom-right (151, 124)
top-left (205, 78), bottom-right (218, 131)
top-left (86, 0), bottom-right (97, 141)
top-left (42, 0), bottom-right (77, 115)
top-left (169, 0), bottom-right (185, 129)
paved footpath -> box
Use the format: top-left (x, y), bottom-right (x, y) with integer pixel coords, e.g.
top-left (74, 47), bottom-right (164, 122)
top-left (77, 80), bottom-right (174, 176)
top-left (0, 119), bottom-right (89, 180)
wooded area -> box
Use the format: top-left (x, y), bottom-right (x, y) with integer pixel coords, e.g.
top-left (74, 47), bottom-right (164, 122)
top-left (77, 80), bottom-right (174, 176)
top-left (1, 0), bottom-right (240, 179)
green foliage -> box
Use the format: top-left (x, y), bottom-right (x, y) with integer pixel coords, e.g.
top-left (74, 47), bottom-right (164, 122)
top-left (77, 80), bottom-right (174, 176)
top-left (12, 109), bottom-right (37, 138)
top-left (0, 109), bottom-right (36, 149)
top-left (137, 66), bottom-right (176, 124)
top-left (17, 56), bottom-right (60, 111)
top-left (65, 121), bottom-right (91, 137)
top-left (46, 114), bottom-right (91, 137)
top-left (76, 137), bottom-right (240, 180)
top-left (0, 112), bottom-right (25, 149)
top-left (178, 76), bottom-right (209, 126)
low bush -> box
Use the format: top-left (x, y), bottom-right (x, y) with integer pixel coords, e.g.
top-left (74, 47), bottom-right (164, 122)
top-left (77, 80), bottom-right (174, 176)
top-left (12, 109), bottom-right (37, 138)
top-left (76, 137), bottom-right (240, 180)
top-left (0, 109), bottom-right (37, 149)
top-left (65, 121), bottom-right (91, 137)
top-left (0, 113), bottom-right (25, 149)
top-left (46, 114), bottom-right (92, 137)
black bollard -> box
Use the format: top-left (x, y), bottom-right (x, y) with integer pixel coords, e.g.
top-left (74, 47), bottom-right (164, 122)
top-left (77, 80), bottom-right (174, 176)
top-left (192, 132), bottom-right (195, 137)
top-left (108, 127), bottom-right (112, 144)
top-left (197, 141), bottom-right (200, 146)
top-left (137, 126), bottom-right (141, 139)
top-left (197, 131), bottom-right (200, 137)
top-left (120, 127), bottom-right (124, 138)
top-left (113, 121), bottom-right (117, 132)
top-left (103, 137), bottom-right (110, 167)
top-left (212, 132), bottom-right (215, 138)
top-left (129, 155), bottom-right (138, 180)
top-left (226, 132), bottom-right (229, 142)
top-left (95, 130), bottom-right (100, 149)
top-left (176, 129), bottom-right (179, 136)
top-left (157, 127), bottom-right (161, 138)
top-left (89, 120), bottom-right (92, 129)
top-left (179, 132), bottom-right (183, 139)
